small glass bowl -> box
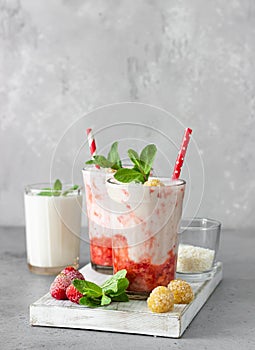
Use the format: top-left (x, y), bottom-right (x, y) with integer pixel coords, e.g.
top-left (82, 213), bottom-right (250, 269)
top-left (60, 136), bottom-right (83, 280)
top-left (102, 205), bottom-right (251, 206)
top-left (176, 217), bottom-right (221, 282)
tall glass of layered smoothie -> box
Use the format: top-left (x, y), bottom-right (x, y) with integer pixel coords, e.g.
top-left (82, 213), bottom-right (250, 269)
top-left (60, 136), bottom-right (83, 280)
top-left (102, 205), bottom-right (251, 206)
top-left (106, 177), bottom-right (185, 297)
top-left (82, 166), bottom-right (114, 273)
top-left (24, 184), bottom-right (82, 275)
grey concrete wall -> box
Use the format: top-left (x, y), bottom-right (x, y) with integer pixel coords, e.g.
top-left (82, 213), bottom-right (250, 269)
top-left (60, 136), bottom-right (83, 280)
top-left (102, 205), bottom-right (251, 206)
top-left (1, 0), bottom-right (254, 228)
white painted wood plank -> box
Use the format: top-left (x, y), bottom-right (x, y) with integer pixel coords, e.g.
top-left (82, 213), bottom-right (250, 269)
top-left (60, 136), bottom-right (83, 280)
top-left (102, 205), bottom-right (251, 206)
top-left (30, 262), bottom-right (223, 338)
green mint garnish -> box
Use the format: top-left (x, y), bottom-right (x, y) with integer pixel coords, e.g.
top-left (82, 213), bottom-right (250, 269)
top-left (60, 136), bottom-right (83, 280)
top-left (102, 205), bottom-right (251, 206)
top-left (112, 168), bottom-right (145, 183)
top-left (36, 187), bottom-right (53, 196)
top-left (100, 269), bottom-right (127, 290)
top-left (86, 155), bottom-right (114, 168)
top-left (53, 179), bottom-right (62, 196)
top-left (107, 142), bottom-right (122, 170)
top-left (111, 292), bottom-right (129, 302)
top-left (85, 141), bottom-right (157, 184)
top-left (79, 296), bottom-right (101, 307)
top-left (101, 294), bottom-right (112, 306)
top-left (37, 180), bottom-right (79, 196)
top-left (54, 179), bottom-right (62, 191)
top-left (85, 141), bottom-right (122, 170)
top-left (114, 144), bottom-right (157, 184)
top-left (139, 144), bottom-right (157, 175)
top-left (62, 185), bottom-right (79, 196)
top-left (74, 280), bottom-right (103, 298)
top-left (73, 269), bottom-right (129, 308)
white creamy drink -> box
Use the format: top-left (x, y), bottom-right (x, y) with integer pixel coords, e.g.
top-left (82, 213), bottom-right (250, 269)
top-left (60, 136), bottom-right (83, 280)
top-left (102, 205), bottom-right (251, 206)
top-left (24, 183), bottom-right (82, 275)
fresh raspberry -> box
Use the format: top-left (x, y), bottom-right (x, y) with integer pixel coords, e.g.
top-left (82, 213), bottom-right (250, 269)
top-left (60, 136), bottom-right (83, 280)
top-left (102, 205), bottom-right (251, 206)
top-left (61, 266), bottom-right (85, 281)
top-left (66, 284), bottom-right (83, 304)
top-left (50, 274), bottom-right (71, 300)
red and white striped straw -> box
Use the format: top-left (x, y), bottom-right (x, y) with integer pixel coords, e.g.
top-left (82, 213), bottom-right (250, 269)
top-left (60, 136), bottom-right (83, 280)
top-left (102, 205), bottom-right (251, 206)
top-left (86, 128), bottom-right (97, 157)
top-left (172, 128), bottom-right (192, 180)
top-left (86, 128), bottom-right (100, 169)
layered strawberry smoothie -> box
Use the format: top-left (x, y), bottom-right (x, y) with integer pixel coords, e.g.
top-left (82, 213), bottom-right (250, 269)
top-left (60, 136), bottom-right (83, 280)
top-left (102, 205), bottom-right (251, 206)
top-left (82, 166), bottom-right (114, 272)
top-left (106, 177), bottom-right (186, 295)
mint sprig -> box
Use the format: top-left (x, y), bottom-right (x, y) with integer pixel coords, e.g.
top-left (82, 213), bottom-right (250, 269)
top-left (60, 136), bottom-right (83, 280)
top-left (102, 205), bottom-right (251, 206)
top-left (114, 144), bottom-right (157, 184)
top-left (85, 141), bottom-right (122, 170)
top-left (73, 269), bottom-right (129, 307)
top-left (85, 141), bottom-right (157, 184)
top-left (37, 180), bottom-right (79, 197)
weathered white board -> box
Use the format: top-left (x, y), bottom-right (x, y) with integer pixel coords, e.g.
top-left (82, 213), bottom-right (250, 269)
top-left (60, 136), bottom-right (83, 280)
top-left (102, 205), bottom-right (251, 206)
top-left (30, 262), bottom-right (222, 338)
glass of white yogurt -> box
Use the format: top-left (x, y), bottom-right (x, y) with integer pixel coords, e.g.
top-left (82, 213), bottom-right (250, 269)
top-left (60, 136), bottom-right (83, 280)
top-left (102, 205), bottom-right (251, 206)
top-left (24, 183), bottom-right (82, 275)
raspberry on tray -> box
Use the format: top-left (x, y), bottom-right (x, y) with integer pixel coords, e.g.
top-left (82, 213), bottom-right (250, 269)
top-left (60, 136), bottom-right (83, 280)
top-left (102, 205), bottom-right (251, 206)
top-left (61, 266), bottom-right (85, 281)
top-left (50, 267), bottom-right (85, 300)
top-left (66, 284), bottom-right (83, 304)
top-left (50, 274), bottom-right (71, 300)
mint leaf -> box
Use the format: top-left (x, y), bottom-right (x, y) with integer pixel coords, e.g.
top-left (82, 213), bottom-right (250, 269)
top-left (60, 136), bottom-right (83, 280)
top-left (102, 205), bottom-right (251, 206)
top-left (73, 280), bottom-right (102, 298)
top-left (106, 269), bottom-right (127, 281)
top-left (79, 296), bottom-right (101, 307)
top-left (111, 292), bottom-right (129, 302)
top-left (107, 142), bottom-right (122, 170)
top-left (62, 185), bottom-right (79, 196)
top-left (116, 278), bottom-right (129, 294)
top-left (37, 188), bottom-right (53, 196)
top-left (101, 269), bottom-right (127, 289)
top-left (93, 155), bottom-right (114, 168)
top-left (101, 294), bottom-right (112, 306)
top-left (37, 192), bottom-right (53, 196)
top-left (53, 179), bottom-right (62, 196)
top-left (101, 270), bottom-right (128, 295)
top-left (114, 168), bottom-right (145, 183)
top-left (127, 149), bottom-right (140, 169)
top-left (54, 179), bottom-right (62, 191)
top-left (107, 278), bottom-right (129, 297)
top-left (85, 159), bottom-right (96, 165)
top-left (140, 144), bottom-right (157, 175)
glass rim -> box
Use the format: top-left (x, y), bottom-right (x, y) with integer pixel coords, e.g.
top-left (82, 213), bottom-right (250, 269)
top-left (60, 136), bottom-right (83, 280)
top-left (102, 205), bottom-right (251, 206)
top-left (107, 177), bottom-right (186, 187)
top-left (82, 165), bottom-right (115, 173)
top-left (82, 164), bottom-right (137, 173)
top-left (180, 217), bottom-right (221, 231)
top-left (24, 183), bottom-right (82, 195)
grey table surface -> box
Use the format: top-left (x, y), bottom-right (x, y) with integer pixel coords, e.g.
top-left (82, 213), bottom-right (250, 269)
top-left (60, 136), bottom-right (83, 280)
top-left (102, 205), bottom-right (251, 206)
top-left (1, 227), bottom-right (254, 350)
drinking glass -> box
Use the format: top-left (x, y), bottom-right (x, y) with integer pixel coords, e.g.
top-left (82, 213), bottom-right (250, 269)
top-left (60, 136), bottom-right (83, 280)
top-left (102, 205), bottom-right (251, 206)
top-left (24, 184), bottom-right (82, 275)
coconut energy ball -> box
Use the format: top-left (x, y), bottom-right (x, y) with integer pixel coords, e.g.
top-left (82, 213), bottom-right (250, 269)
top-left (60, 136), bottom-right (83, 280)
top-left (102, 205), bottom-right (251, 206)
top-left (168, 279), bottom-right (194, 304)
top-left (147, 286), bottom-right (174, 313)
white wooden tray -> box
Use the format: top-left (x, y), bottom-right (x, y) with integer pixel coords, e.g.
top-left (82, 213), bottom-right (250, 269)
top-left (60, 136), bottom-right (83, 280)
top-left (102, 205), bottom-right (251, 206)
top-left (30, 262), bottom-right (222, 338)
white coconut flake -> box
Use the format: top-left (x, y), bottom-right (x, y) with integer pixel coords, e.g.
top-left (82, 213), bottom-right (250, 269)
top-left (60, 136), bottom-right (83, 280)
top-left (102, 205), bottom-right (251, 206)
top-left (177, 244), bottom-right (215, 273)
